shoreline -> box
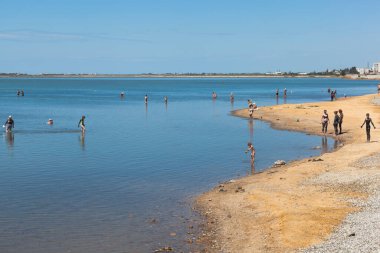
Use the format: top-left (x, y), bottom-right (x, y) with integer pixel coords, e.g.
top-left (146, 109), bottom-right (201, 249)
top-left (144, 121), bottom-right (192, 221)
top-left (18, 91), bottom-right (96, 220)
top-left (196, 94), bottom-right (380, 252)
top-left (0, 74), bottom-right (363, 79)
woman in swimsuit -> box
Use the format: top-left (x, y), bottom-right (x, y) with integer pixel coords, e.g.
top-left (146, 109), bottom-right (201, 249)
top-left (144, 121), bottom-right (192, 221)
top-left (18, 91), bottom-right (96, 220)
top-left (321, 110), bottom-right (329, 134)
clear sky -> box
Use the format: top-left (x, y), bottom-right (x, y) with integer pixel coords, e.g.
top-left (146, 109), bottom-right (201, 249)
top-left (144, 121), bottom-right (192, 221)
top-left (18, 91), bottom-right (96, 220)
top-left (1, 0), bottom-right (379, 74)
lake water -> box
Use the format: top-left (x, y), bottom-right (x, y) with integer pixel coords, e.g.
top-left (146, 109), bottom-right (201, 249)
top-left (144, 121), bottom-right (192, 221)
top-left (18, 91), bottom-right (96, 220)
top-left (0, 78), bottom-right (377, 253)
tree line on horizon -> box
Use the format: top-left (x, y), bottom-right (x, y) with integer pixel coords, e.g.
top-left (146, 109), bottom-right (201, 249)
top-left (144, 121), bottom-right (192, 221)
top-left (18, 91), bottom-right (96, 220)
top-left (0, 67), bottom-right (360, 77)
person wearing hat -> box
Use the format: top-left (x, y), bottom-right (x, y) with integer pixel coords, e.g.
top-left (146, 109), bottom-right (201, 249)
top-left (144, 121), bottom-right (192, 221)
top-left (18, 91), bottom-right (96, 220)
top-left (4, 116), bottom-right (14, 133)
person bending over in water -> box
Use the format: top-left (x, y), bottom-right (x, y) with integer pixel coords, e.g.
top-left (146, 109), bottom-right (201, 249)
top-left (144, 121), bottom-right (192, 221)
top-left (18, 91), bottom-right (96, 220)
top-left (78, 115), bottom-right (86, 133)
top-left (245, 142), bottom-right (256, 165)
top-left (361, 113), bottom-right (376, 142)
top-left (321, 110), bottom-right (329, 134)
top-left (4, 115), bottom-right (14, 133)
top-left (338, 109), bottom-right (343, 134)
top-left (333, 111), bottom-right (340, 136)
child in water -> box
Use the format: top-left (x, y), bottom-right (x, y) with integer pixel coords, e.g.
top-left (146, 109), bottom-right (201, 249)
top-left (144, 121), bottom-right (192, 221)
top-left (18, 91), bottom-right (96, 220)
top-left (245, 142), bottom-right (255, 162)
top-left (78, 115), bottom-right (86, 133)
top-left (361, 113), bottom-right (376, 142)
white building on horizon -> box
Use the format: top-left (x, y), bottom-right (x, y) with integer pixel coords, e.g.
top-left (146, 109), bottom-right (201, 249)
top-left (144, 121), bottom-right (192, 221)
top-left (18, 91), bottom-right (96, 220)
top-left (357, 67), bottom-right (371, 75)
top-left (373, 62), bottom-right (380, 74)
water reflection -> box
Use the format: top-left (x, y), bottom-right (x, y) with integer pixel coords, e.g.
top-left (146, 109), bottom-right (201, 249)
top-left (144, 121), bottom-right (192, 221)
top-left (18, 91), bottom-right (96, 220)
top-left (79, 132), bottom-right (85, 151)
top-left (4, 132), bottom-right (14, 150)
top-left (321, 136), bottom-right (328, 154)
top-left (248, 119), bottom-right (254, 143)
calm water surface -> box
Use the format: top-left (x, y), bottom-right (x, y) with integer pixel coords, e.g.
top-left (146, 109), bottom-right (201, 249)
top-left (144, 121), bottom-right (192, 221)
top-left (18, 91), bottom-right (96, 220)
top-left (0, 78), bottom-right (377, 252)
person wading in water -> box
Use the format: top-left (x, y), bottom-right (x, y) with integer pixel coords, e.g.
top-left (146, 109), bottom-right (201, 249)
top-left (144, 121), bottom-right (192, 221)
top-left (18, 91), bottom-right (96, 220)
top-left (361, 113), bottom-right (376, 142)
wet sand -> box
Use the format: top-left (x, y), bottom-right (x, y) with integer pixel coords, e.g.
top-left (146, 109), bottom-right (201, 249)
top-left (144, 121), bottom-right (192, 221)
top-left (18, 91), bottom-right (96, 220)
top-left (196, 94), bottom-right (380, 252)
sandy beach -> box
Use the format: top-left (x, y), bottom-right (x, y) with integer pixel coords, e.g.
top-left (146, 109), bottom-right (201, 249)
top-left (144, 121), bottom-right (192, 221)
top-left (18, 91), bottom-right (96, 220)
top-left (196, 94), bottom-right (380, 252)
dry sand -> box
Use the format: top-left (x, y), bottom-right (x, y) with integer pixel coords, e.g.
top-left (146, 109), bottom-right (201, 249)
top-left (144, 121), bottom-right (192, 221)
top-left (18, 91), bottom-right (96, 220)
top-left (196, 94), bottom-right (380, 253)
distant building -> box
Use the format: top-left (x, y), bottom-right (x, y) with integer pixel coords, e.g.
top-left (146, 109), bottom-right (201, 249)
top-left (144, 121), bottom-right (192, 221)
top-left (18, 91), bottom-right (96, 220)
top-left (357, 68), bottom-right (371, 75)
top-left (373, 63), bottom-right (380, 74)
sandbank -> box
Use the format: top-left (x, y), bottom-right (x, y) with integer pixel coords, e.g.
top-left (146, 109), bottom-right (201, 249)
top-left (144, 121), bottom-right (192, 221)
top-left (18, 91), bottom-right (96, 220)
top-left (196, 94), bottom-right (380, 252)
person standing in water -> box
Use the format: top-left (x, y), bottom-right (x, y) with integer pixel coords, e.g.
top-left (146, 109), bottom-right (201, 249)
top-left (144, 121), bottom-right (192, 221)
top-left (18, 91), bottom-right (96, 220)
top-left (361, 113), bottom-right (376, 142)
top-left (321, 110), bottom-right (329, 134)
top-left (78, 115), bottom-right (86, 133)
top-left (4, 116), bottom-right (14, 133)
top-left (245, 142), bottom-right (255, 168)
top-left (276, 89), bottom-right (279, 97)
top-left (333, 111), bottom-right (340, 135)
top-left (164, 96), bottom-right (168, 103)
top-left (338, 109), bottom-right (344, 134)
top-left (284, 88), bottom-right (287, 97)
top-left (144, 95), bottom-right (148, 104)
top-left (230, 92), bottom-right (234, 102)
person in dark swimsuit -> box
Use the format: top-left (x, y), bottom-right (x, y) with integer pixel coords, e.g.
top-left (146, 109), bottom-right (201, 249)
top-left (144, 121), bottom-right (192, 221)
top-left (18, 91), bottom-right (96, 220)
top-left (321, 110), bottom-right (329, 134)
top-left (78, 115), bottom-right (86, 133)
top-left (4, 116), bottom-right (14, 133)
top-left (361, 113), bottom-right (376, 142)
top-left (333, 111), bottom-right (340, 135)
top-left (276, 89), bottom-right (279, 97)
top-left (338, 109), bottom-right (344, 134)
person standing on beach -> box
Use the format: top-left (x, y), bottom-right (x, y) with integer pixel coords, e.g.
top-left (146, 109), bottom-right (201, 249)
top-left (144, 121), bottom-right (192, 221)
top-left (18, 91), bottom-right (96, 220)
top-left (333, 111), bottom-right (340, 136)
top-left (321, 110), bottom-right (329, 134)
top-left (361, 113), bottom-right (376, 142)
top-left (338, 109), bottom-right (344, 134)
top-left (4, 116), bottom-right (14, 133)
top-left (78, 115), bottom-right (86, 133)
top-left (144, 95), bottom-right (148, 104)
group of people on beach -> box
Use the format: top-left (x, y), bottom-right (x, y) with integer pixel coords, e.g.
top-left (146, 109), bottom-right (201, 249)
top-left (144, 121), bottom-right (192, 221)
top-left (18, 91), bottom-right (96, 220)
top-left (247, 99), bottom-right (258, 117)
top-left (321, 109), bottom-right (344, 136)
top-left (321, 109), bottom-right (376, 142)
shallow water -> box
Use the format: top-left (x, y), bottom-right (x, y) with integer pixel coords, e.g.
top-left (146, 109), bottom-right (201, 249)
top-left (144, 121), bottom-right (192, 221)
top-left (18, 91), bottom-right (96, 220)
top-left (0, 78), bottom-right (377, 252)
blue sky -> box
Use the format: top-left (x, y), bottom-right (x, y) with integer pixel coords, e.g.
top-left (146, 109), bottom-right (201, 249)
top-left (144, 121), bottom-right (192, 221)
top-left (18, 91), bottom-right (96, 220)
top-left (0, 0), bottom-right (379, 74)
